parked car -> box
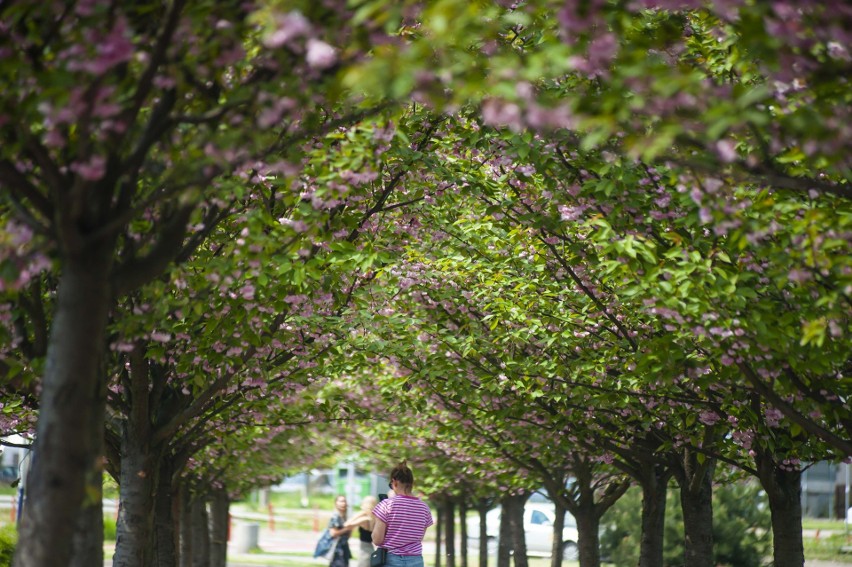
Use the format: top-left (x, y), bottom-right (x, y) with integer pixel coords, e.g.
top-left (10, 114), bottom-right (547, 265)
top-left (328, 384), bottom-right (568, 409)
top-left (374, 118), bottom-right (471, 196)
top-left (466, 503), bottom-right (580, 561)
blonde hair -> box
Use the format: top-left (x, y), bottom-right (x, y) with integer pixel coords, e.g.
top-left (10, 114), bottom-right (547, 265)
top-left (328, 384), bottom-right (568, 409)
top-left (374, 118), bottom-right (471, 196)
top-left (361, 495), bottom-right (378, 512)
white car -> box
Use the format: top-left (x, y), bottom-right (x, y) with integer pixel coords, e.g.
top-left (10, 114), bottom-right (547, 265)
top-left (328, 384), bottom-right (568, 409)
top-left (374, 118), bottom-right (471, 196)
top-left (466, 503), bottom-right (580, 561)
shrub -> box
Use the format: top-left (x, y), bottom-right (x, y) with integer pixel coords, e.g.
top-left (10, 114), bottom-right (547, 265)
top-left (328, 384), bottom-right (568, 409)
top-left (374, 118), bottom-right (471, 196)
top-left (0, 524), bottom-right (18, 567)
top-left (599, 481), bottom-right (771, 567)
top-left (104, 517), bottom-right (117, 541)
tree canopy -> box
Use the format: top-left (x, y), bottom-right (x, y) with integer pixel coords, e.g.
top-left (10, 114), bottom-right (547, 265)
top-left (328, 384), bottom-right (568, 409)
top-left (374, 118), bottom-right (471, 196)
top-left (0, 2), bottom-right (849, 567)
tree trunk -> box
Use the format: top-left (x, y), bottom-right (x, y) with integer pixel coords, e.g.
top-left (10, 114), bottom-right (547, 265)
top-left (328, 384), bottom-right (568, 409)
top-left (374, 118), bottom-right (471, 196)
top-left (504, 493), bottom-right (528, 567)
top-left (70, 364), bottom-right (107, 567)
top-left (435, 497), bottom-right (443, 567)
top-left (180, 483), bottom-right (193, 567)
top-left (114, 346), bottom-right (162, 567)
top-left (574, 507), bottom-right (600, 567)
top-left (152, 457), bottom-right (178, 567)
top-left (549, 505), bottom-right (565, 567)
top-left (477, 500), bottom-right (491, 567)
top-left (459, 499), bottom-right (468, 567)
top-left (677, 453), bottom-right (715, 567)
top-left (14, 250), bottom-right (113, 567)
top-left (209, 489), bottom-right (229, 567)
top-left (70, 486), bottom-right (105, 567)
top-left (190, 493), bottom-right (210, 567)
top-left (114, 445), bottom-right (159, 567)
top-left (545, 458), bottom-right (629, 567)
top-left (756, 450), bottom-right (804, 567)
top-left (497, 496), bottom-right (512, 567)
top-left (444, 499), bottom-right (456, 567)
top-left (637, 464), bottom-right (671, 567)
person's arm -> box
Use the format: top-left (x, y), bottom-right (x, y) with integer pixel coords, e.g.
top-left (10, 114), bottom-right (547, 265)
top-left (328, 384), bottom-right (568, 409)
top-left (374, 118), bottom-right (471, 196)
top-left (344, 512), bottom-right (371, 529)
top-left (330, 525), bottom-right (353, 537)
top-left (371, 518), bottom-right (387, 546)
top-left (329, 515), bottom-right (353, 538)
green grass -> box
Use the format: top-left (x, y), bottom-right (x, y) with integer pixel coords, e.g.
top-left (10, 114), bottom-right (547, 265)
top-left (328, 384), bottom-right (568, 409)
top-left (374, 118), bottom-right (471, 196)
top-left (232, 492), bottom-right (340, 532)
top-left (802, 518), bottom-right (850, 532)
top-left (236, 491), bottom-right (336, 511)
top-left (804, 532), bottom-right (852, 561)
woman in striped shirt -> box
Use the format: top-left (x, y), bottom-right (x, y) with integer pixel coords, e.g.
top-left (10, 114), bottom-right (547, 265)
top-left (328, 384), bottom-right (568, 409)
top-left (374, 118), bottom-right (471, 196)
top-left (372, 461), bottom-right (434, 567)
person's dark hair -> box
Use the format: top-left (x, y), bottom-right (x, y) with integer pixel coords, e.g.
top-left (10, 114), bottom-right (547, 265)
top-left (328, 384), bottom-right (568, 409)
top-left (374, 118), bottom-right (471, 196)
top-left (390, 459), bottom-right (414, 487)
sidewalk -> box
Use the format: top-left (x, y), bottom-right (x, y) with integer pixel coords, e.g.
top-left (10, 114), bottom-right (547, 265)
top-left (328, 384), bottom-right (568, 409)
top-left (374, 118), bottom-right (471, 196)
top-left (100, 522), bottom-right (852, 566)
top-left (224, 526), bottom-right (852, 567)
top-left (227, 525), bottom-right (433, 566)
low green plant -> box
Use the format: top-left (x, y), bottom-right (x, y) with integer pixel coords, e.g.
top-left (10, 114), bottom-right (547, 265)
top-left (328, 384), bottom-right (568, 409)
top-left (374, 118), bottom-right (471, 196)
top-left (104, 517), bottom-right (117, 541)
top-left (0, 524), bottom-right (17, 567)
top-left (803, 532), bottom-right (852, 560)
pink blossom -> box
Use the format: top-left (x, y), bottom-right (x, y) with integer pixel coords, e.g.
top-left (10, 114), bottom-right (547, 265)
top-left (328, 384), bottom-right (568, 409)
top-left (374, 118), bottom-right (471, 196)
top-left (787, 268), bottom-right (810, 283)
top-left (585, 32), bottom-right (619, 77)
top-left (827, 41), bottom-right (850, 61)
top-left (764, 407), bottom-right (784, 427)
top-left (715, 139), bottom-right (738, 163)
top-left (80, 18), bottom-right (134, 75)
top-left (241, 284), bottom-right (256, 300)
top-left (481, 98), bottom-right (523, 132)
top-left (698, 410), bottom-right (721, 426)
top-left (75, 0), bottom-right (99, 17)
top-left (305, 39), bottom-right (337, 69)
top-left (558, 204), bottom-right (587, 221)
top-left (71, 155), bottom-right (107, 181)
top-left (264, 11), bottom-right (312, 49)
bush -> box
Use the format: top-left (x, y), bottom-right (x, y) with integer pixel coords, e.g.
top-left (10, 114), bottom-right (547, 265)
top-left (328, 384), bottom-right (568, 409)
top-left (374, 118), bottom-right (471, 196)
top-left (104, 517), bottom-right (117, 541)
top-left (600, 481), bottom-right (771, 567)
top-left (0, 524), bottom-right (18, 567)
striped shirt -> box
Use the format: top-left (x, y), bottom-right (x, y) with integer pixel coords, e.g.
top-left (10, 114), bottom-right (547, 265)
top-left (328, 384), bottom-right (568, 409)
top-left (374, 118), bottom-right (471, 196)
top-left (373, 495), bottom-right (434, 556)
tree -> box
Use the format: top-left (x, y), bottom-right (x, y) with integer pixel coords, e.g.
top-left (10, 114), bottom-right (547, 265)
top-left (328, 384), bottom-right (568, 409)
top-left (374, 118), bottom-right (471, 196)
top-left (0, 0), bottom-right (396, 563)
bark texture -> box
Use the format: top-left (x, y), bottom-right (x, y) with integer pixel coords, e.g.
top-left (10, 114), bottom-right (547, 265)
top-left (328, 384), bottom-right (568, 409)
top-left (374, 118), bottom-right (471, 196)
top-left (637, 464), bottom-right (671, 567)
top-left (756, 449), bottom-right (804, 567)
top-left (544, 457), bottom-right (628, 567)
top-left (190, 494), bottom-right (210, 567)
top-left (209, 489), bottom-right (230, 567)
top-left (152, 458), bottom-right (178, 567)
top-left (179, 483), bottom-right (192, 567)
top-left (459, 499), bottom-right (468, 567)
top-left (435, 498), bottom-right (443, 567)
top-left (504, 493), bottom-right (529, 567)
top-left (14, 250), bottom-right (113, 567)
top-left (496, 496), bottom-right (512, 567)
top-left (113, 346), bottom-right (161, 567)
top-left (476, 501), bottom-right (491, 567)
top-left (70, 364), bottom-right (107, 567)
top-left (574, 508), bottom-right (600, 567)
top-left (677, 453), bottom-right (715, 567)
top-left (444, 499), bottom-right (456, 567)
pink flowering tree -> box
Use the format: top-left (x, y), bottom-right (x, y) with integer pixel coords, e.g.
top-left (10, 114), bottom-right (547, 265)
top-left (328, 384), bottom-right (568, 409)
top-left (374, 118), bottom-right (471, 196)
top-left (325, 101), bottom-right (848, 567)
top-left (0, 0), bottom-right (405, 564)
top-left (88, 108), bottom-right (440, 566)
top-left (1, 3), bottom-right (849, 567)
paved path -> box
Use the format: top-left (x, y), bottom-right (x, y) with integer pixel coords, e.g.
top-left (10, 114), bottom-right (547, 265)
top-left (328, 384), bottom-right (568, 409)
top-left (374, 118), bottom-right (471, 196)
top-left (224, 525), bottom-right (852, 567)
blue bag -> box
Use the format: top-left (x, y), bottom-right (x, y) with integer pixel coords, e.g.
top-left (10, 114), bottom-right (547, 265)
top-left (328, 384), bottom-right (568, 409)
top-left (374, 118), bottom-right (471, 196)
top-left (314, 529), bottom-right (335, 558)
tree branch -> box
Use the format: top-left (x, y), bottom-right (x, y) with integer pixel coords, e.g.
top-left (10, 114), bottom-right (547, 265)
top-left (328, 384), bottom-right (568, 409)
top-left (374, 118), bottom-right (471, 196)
top-left (0, 160), bottom-right (54, 225)
top-left (738, 362), bottom-right (852, 455)
top-left (111, 202), bottom-right (195, 296)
